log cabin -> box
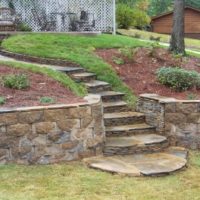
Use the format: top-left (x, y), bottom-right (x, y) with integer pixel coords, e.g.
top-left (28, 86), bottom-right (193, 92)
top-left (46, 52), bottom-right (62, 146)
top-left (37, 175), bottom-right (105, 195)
top-left (151, 6), bottom-right (200, 39)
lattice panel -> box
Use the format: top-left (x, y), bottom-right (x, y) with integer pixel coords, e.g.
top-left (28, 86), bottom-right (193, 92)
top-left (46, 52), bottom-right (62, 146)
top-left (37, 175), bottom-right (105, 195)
top-left (0, 0), bottom-right (114, 32)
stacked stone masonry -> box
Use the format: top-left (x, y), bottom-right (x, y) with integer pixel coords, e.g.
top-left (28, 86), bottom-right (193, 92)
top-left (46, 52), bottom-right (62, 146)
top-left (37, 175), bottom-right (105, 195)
top-left (0, 95), bottom-right (105, 165)
top-left (137, 94), bottom-right (200, 150)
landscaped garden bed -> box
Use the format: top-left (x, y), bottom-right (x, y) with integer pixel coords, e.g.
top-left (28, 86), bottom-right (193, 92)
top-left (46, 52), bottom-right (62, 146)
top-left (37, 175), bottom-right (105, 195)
top-left (96, 47), bottom-right (200, 100)
top-left (1, 33), bottom-right (149, 107)
top-left (0, 61), bottom-right (87, 108)
top-left (0, 65), bottom-right (84, 108)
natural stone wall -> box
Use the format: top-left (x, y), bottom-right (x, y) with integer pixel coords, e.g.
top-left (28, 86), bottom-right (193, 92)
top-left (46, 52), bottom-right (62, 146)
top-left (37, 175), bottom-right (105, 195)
top-left (137, 94), bottom-right (200, 150)
top-left (0, 95), bottom-right (105, 165)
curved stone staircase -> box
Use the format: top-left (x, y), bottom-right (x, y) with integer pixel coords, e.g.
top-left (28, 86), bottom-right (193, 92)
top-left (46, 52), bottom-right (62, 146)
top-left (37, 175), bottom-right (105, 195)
top-left (50, 65), bottom-right (188, 176)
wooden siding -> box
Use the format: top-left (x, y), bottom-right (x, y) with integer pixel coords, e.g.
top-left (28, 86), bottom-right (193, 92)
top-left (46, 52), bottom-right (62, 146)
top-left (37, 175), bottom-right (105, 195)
top-left (152, 14), bottom-right (173, 33)
top-left (151, 8), bottom-right (200, 37)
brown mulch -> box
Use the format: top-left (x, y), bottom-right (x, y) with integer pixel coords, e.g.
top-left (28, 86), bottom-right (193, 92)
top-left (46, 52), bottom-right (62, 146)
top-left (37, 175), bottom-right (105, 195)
top-left (0, 66), bottom-right (84, 108)
top-left (96, 47), bottom-right (200, 100)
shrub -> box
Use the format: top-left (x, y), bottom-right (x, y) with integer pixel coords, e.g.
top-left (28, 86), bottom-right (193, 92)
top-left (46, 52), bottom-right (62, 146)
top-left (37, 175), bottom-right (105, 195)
top-left (119, 47), bottom-right (137, 61)
top-left (149, 36), bottom-right (161, 41)
top-left (3, 74), bottom-right (30, 90)
top-left (112, 57), bottom-right (124, 65)
top-left (156, 67), bottom-right (200, 91)
top-left (187, 93), bottom-right (198, 100)
top-left (117, 4), bottom-right (135, 29)
top-left (0, 96), bottom-right (5, 105)
top-left (148, 42), bottom-right (162, 57)
top-left (116, 4), bottom-right (150, 29)
top-left (17, 23), bottom-right (32, 32)
top-left (132, 8), bottom-right (151, 28)
top-left (40, 97), bottom-right (55, 104)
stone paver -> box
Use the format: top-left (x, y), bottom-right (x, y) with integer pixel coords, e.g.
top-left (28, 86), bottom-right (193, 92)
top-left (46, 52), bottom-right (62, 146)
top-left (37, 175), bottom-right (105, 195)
top-left (106, 134), bottom-right (167, 147)
top-left (84, 151), bottom-right (187, 176)
top-left (104, 112), bottom-right (145, 119)
top-left (106, 123), bottom-right (155, 133)
top-left (85, 80), bottom-right (110, 88)
top-left (165, 146), bottom-right (188, 160)
top-left (84, 156), bottom-right (141, 176)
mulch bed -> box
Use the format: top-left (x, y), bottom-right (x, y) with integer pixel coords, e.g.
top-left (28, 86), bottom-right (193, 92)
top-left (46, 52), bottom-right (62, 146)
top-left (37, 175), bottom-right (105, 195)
top-left (0, 66), bottom-right (84, 108)
top-left (96, 47), bottom-right (200, 100)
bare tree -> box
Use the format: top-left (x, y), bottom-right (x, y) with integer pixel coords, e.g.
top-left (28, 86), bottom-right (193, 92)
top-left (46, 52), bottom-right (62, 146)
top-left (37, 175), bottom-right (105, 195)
top-left (169, 0), bottom-right (185, 54)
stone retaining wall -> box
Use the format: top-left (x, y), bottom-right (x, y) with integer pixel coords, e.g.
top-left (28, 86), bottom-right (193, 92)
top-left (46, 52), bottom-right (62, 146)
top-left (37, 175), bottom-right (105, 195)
top-left (137, 94), bottom-right (200, 150)
top-left (0, 95), bottom-right (105, 165)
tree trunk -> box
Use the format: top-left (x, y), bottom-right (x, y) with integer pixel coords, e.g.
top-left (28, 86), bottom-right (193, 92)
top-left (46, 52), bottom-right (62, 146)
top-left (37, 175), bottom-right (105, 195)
top-left (169, 0), bottom-right (185, 54)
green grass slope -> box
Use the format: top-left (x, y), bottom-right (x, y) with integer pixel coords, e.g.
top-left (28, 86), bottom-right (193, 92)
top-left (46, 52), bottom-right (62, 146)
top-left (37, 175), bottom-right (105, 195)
top-left (2, 33), bottom-right (151, 106)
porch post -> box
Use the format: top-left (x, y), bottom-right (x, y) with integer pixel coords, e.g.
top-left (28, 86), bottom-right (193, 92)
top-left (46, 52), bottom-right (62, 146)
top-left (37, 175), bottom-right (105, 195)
top-left (113, 0), bottom-right (116, 35)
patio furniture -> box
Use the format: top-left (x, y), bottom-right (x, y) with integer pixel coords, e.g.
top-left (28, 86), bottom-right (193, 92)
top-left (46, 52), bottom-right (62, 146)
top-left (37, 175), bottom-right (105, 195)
top-left (31, 9), bottom-right (56, 31)
top-left (69, 10), bottom-right (95, 31)
top-left (50, 12), bottom-right (76, 31)
top-left (0, 7), bottom-right (17, 31)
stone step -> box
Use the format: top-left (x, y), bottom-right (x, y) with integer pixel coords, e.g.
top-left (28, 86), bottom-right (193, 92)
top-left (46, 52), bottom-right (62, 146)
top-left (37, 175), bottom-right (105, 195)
top-left (164, 146), bottom-right (188, 160)
top-left (84, 150), bottom-right (187, 176)
top-left (71, 72), bottom-right (96, 82)
top-left (104, 112), bottom-right (145, 126)
top-left (106, 123), bottom-right (156, 137)
top-left (85, 80), bottom-right (111, 93)
top-left (52, 66), bottom-right (85, 74)
top-left (103, 101), bottom-right (129, 113)
top-left (97, 91), bottom-right (125, 102)
top-left (104, 134), bottom-right (169, 156)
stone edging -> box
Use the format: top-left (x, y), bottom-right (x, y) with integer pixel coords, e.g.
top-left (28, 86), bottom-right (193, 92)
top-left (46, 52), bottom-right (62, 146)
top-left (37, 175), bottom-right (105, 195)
top-left (0, 95), bottom-right (99, 114)
top-left (140, 93), bottom-right (200, 103)
top-left (0, 49), bottom-right (79, 67)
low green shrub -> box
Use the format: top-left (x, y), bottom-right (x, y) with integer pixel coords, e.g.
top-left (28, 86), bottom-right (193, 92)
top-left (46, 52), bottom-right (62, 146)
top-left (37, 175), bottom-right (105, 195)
top-left (119, 47), bottom-right (137, 61)
top-left (156, 67), bottom-right (200, 91)
top-left (0, 96), bottom-right (5, 105)
top-left (148, 42), bottom-right (162, 57)
top-left (17, 23), bottom-right (32, 32)
top-left (40, 97), bottom-right (55, 104)
top-left (3, 74), bottom-right (30, 90)
top-left (112, 57), bottom-right (124, 65)
top-left (187, 93), bottom-right (198, 100)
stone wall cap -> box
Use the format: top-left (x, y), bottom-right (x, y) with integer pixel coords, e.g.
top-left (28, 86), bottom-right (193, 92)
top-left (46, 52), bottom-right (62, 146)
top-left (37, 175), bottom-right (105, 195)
top-left (84, 94), bottom-right (101, 104)
top-left (0, 95), bottom-right (101, 114)
top-left (140, 94), bottom-right (177, 102)
top-left (139, 93), bottom-right (200, 103)
top-left (0, 104), bottom-right (81, 113)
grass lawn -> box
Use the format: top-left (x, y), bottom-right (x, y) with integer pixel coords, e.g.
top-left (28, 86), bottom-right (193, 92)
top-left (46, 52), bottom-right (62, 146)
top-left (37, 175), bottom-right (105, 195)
top-left (0, 60), bottom-right (86, 97)
top-left (0, 151), bottom-right (199, 200)
top-left (2, 33), bottom-right (151, 107)
top-left (118, 29), bottom-right (200, 51)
